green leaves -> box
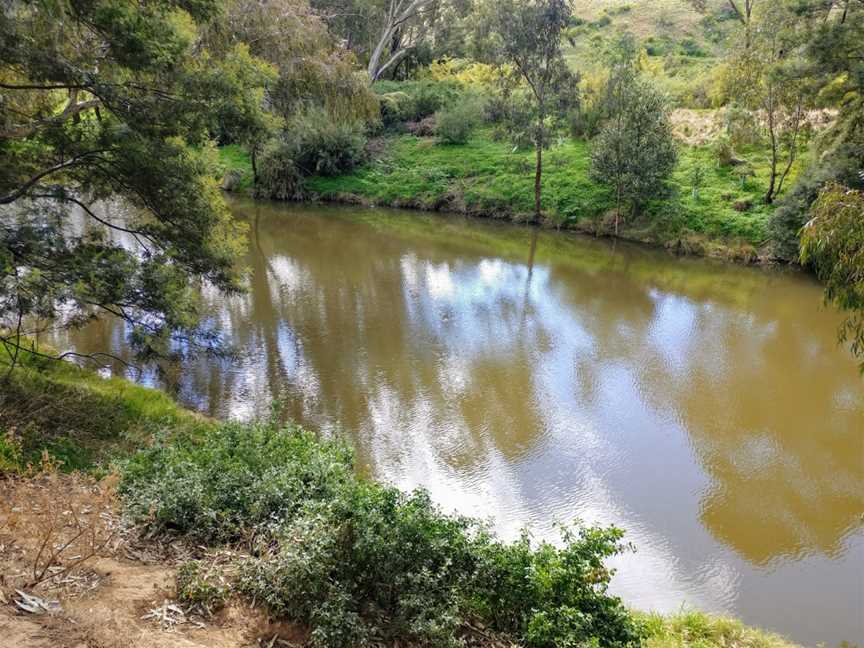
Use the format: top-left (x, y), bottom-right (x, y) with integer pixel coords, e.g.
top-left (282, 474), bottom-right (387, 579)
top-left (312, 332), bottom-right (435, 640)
top-left (590, 74), bottom-right (677, 225)
top-left (1, 0), bottom-right (270, 361)
top-left (120, 418), bottom-right (641, 648)
top-left (800, 183), bottom-right (864, 370)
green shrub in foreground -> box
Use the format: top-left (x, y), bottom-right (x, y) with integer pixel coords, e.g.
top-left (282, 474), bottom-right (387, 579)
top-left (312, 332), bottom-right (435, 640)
top-left (120, 420), bottom-right (642, 648)
top-left (119, 422), bottom-right (354, 544)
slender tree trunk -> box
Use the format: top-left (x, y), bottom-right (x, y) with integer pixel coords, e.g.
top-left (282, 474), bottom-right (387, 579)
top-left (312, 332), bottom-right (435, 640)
top-left (534, 144), bottom-right (542, 220)
top-left (765, 97), bottom-right (778, 204)
top-left (251, 146), bottom-right (259, 185)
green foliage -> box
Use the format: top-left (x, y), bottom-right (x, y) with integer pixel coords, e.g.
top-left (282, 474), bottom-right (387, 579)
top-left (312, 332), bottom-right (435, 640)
top-left (590, 73), bottom-right (678, 224)
top-left (0, 0), bottom-right (266, 361)
top-left (374, 80), bottom-right (463, 126)
top-left (483, 0), bottom-right (579, 215)
top-left (0, 430), bottom-right (23, 475)
top-left (800, 183), bottom-right (864, 370)
top-left (712, 135), bottom-right (735, 167)
top-left (176, 560), bottom-right (231, 613)
top-left (254, 111), bottom-right (367, 200)
top-left (286, 110), bottom-right (368, 177)
top-left (435, 95), bottom-right (485, 144)
top-left (120, 421), bottom-right (354, 544)
top-left (255, 139), bottom-right (305, 200)
top-left (0, 345), bottom-right (207, 473)
top-left (121, 418), bottom-right (640, 648)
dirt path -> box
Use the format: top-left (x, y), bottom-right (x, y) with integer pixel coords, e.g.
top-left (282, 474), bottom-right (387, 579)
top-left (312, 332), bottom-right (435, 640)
top-left (0, 474), bottom-right (290, 648)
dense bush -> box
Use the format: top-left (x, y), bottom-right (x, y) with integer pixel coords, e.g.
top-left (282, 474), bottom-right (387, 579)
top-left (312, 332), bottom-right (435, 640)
top-left (254, 111), bottom-right (367, 199)
top-left (435, 95), bottom-right (484, 144)
top-left (119, 422), bottom-right (354, 544)
top-left (590, 74), bottom-right (678, 225)
top-left (374, 80), bottom-right (462, 126)
top-left (120, 420), bottom-right (642, 648)
top-left (254, 139), bottom-right (305, 200)
top-left (286, 110), bottom-right (367, 177)
top-left (768, 115), bottom-right (864, 260)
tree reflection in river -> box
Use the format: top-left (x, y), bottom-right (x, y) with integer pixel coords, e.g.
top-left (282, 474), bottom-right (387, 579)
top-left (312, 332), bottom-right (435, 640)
top-left (47, 199), bottom-right (864, 647)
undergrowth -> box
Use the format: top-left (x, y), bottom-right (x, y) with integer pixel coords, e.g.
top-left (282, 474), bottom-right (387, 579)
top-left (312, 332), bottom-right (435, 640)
top-left (119, 420), bottom-right (643, 648)
top-left (0, 346), bottom-right (208, 473)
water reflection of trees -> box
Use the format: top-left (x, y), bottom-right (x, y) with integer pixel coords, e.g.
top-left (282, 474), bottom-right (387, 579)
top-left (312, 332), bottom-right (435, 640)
top-left (550, 250), bottom-right (864, 566)
top-left (53, 201), bottom-right (864, 569)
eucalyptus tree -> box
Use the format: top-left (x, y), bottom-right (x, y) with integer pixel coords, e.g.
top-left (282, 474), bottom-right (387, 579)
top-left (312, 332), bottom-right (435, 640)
top-left (590, 70), bottom-right (677, 235)
top-left (0, 0), bottom-right (274, 366)
top-left (484, 0), bottom-right (578, 219)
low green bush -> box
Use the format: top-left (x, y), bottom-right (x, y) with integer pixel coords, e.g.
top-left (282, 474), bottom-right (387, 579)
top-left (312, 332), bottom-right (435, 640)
top-left (255, 139), bottom-right (305, 200)
top-left (120, 419), bottom-right (642, 648)
top-left (374, 80), bottom-right (462, 125)
top-left (255, 111), bottom-right (367, 199)
top-left (287, 110), bottom-right (367, 177)
top-left (119, 421), bottom-right (354, 544)
top-left (435, 95), bottom-right (484, 144)
top-left (176, 560), bottom-right (231, 613)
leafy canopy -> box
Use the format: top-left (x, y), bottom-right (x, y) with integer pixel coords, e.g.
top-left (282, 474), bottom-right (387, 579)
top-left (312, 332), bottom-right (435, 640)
top-left (0, 0), bottom-right (274, 362)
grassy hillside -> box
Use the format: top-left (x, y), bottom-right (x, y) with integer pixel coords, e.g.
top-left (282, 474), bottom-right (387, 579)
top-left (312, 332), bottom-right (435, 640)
top-left (565, 0), bottom-right (738, 107)
top-left (222, 128), bottom-right (786, 261)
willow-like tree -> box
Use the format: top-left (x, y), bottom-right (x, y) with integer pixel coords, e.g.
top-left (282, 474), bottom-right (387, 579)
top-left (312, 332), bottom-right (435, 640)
top-left (0, 0), bottom-right (274, 367)
top-left (485, 0), bottom-right (578, 219)
top-left (800, 183), bottom-right (864, 372)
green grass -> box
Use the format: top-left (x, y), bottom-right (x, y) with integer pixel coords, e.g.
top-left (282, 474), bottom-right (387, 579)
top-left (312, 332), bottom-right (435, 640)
top-left (0, 345), bottom-right (210, 473)
top-left (639, 610), bottom-right (799, 648)
top-left (217, 143), bottom-right (255, 193)
top-left (297, 129), bottom-right (781, 255)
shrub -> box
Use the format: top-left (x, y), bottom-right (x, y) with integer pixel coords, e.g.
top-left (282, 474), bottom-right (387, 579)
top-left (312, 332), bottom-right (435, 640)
top-left (255, 139), bottom-right (305, 200)
top-left (379, 91), bottom-right (415, 127)
top-left (119, 421), bottom-right (354, 544)
top-left (176, 560), bottom-right (231, 613)
top-left (712, 135), bottom-right (735, 167)
top-left (120, 419), bottom-right (642, 648)
top-left (724, 104), bottom-right (761, 147)
top-left (590, 74), bottom-right (678, 229)
top-left (374, 80), bottom-right (462, 125)
top-left (286, 110), bottom-right (367, 177)
top-left (435, 95), bottom-right (484, 144)
top-left (254, 111), bottom-right (367, 199)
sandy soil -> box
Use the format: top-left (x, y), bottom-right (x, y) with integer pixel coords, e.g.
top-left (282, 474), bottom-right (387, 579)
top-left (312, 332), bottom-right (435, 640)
top-left (0, 475), bottom-right (298, 648)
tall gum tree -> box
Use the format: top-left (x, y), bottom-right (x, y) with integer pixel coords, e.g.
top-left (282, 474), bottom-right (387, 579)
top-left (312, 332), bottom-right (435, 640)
top-left (483, 0), bottom-right (578, 220)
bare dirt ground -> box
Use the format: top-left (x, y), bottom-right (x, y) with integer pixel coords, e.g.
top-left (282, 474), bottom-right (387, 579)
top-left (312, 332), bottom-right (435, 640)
top-left (0, 473), bottom-right (300, 648)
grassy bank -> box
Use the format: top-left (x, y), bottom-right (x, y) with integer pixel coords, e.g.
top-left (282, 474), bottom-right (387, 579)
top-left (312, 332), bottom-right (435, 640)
top-left (220, 130), bottom-right (784, 262)
top-left (0, 348), bottom-right (209, 473)
top-left (0, 357), bottom-right (798, 648)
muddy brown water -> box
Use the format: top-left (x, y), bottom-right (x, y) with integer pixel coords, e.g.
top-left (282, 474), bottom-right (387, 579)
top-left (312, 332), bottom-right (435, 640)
top-left (50, 198), bottom-right (863, 646)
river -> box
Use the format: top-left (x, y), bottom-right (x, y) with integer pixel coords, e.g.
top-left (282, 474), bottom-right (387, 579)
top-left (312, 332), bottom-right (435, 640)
top-left (49, 198), bottom-right (864, 646)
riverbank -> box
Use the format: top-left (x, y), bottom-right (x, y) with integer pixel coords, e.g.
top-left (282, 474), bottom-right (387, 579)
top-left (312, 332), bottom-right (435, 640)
top-left (219, 128), bottom-right (790, 264)
top-left (0, 353), bottom-right (799, 648)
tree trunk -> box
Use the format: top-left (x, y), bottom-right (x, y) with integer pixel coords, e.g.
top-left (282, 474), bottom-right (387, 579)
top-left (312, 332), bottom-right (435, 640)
top-left (765, 99), bottom-right (778, 204)
top-left (534, 145), bottom-right (542, 220)
top-left (251, 146), bottom-right (258, 185)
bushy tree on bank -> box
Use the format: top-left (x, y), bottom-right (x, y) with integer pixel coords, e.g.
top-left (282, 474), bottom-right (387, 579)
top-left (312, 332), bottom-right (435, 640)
top-left (589, 65), bottom-right (677, 235)
top-left (0, 0), bottom-right (273, 364)
top-left (483, 0), bottom-right (579, 220)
